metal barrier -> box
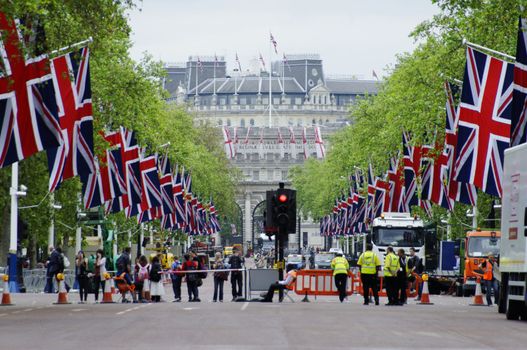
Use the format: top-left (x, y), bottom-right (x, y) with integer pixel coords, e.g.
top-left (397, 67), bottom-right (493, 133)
top-left (294, 269), bottom-right (354, 298)
top-left (22, 269), bottom-right (76, 293)
top-left (248, 268), bottom-right (278, 300)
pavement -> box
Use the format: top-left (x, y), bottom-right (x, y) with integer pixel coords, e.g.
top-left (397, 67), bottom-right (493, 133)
top-left (1, 274), bottom-right (526, 350)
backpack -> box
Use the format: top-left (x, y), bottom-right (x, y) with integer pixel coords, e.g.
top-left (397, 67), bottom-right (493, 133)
top-left (186, 261), bottom-right (199, 282)
top-left (137, 264), bottom-right (149, 282)
top-left (150, 264), bottom-right (162, 282)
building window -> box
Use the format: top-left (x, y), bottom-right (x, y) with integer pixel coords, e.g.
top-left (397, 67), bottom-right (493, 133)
top-left (312, 118), bottom-right (316, 125)
top-left (319, 118), bottom-right (323, 125)
top-left (250, 119), bottom-right (255, 126)
top-left (240, 119), bottom-right (245, 127)
top-left (267, 169), bottom-right (273, 180)
top-left (240, 98), bottom-right (246, 105)
top-left (273, 97), bottom-right (280, 104)
top-left (325, 119), bottom-right (329, 123)
top-left (253, 170), bottom-right (260, 181)
top-left (220, 98), bottom-right (226, 105)
top-left (227, 119), bottom-right (231, 126)
top-left (262, 98), bottom-right (268, 105)
top-left (295, 98), bottom-right (302, 105)
top-left (218, 119), bottom-right (223, 126)
top-left (282, 170), bottom-right (288, 180)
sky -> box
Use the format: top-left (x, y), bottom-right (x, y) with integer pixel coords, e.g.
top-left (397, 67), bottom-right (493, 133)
top-left (128, 0), bottom-right (439, 79)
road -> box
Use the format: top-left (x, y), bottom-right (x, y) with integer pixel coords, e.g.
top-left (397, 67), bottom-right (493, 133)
top-left (1, 278), bottom-right (526, 350)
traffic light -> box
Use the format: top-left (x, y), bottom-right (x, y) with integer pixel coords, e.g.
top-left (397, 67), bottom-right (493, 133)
top-left (265, 183), bottom-right (296, 234)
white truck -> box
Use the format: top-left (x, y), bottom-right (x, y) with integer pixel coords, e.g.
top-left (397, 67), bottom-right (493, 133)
top-left (371, 212), bottom-right (427, 266)
top-left (500, 142), bottom-right (527, 320)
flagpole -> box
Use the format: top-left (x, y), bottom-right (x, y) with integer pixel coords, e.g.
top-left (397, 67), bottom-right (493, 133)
top-left (8, 162), bottom-right (23, 292)
top-left (269, 34), bottom-right (272, 128)
top-left (463, 39), bottom-right (515, 61)
top-left (49, 37), bottom-right (93, 57)
top-left (195, 58), bottom-right (198, 98)
top-left (213, 55), bottom-right (216, 96)
top-left (282, 54), bottom-right (285, 97)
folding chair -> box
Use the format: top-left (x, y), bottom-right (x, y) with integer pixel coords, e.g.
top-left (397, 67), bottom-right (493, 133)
top-left (113, 274), bottom-right (135, 303)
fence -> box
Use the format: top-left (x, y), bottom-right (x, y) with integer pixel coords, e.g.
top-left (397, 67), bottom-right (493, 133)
top-left (294, 269), bottom-right (355, 298)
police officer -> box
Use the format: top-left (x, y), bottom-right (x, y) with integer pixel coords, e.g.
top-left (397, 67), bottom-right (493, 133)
top-left (357, 243), bottom-right (381, 305)
top-left (383, 246), bottom-right (400, 306)
top-left (330, 251), bottom-right (349, 303)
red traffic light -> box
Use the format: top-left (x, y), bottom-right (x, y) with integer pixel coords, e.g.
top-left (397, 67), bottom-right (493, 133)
top-left (278, 194), bottom-right (288, 203)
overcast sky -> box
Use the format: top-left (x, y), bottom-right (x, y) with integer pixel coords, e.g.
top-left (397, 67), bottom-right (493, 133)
top-left (128, 0), bottom-right (439, 79)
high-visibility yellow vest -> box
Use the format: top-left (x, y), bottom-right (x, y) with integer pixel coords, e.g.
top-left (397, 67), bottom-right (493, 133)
top-left (383, 253), bottom-right (400, 277)
top-left (358, 251), bottom-right (380, 275)
top-left (331, 256), bottom-right (349, 276)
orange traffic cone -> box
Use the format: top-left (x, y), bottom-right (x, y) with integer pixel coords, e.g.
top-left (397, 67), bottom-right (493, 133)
top-left (101, 273), bottom-right (115, 303)
top-left (470, 277), bottom-right (485, 306)
top-left (417, 274), bottom-right (434, 305)
top-left (1, 275), bottom-right (13, 306)
top-left (54, 273), bottom-right (71, 305)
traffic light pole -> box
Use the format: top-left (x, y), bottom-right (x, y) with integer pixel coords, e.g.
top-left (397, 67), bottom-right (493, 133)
top-left (277, 227), bottom-right (286, 301)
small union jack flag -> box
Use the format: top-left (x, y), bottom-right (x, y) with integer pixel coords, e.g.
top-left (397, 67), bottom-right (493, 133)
top-left (511, 16), bottom-right (527, 146)
top-left (270, 33), bottom-right (278, 54)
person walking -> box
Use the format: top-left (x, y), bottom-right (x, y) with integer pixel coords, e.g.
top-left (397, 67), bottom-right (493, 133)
top-left (330, 251), bottom-right (349, 303)
top-left (135, 255), bottom-right (150, 302)
top-left (408, 248), bottom-right (424, 301)
top-left (228, 248), bottom-right (244, 301)
top-left (212, 252), bottom-right (228, 302)
top-left (45, 246), bottom-right (60, 293)
top-left (75, 251), bottom-right (89, 304)
top-left (149, 256), bottom-right (164, 302)
top-left (182, 254), bottom-right (200, 302)
top-left (383, 246), bottom-right (400, 306)
top-left (93, 249), bottom-right (106, 303)
top-left (396, 248), bottom-right (408, 305)
top-left (357, 243), bottom-right (381, 305)
top-left (480, 254), bottom-right (499, 306)
top-left (170, 256), bottom-right (182, 302)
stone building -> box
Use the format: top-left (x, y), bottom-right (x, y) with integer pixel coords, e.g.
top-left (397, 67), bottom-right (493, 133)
top-left (164, 54), bottom-right (378, 252)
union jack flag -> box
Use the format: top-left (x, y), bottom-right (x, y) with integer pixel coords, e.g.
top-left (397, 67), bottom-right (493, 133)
top-left (288, 127), bottom-right (296, 159)
top-left (0, 13), bottom-right (63, 168)
top-left (47, 47), bottom-right (94, 191)
top-left (277, 127), bottom-right (285, 159)
top-left (127, 153), bottom-right (162, 219)
top-left (374, 176), bottom-right (390, 218)
top-left (421, 141), bottom-right (454, 211)
top-left (387, 155), bottom-right (405, 212)
top-left (511, 16), bottom-right (527, 146)
top-left (159, 155), bottom-right (175, 217)
top-left (270, 32), bottom-right (278, 54)
top-left (235, 52), bottom-right (242, 72)
top-left (209, 197), bottom-right (221, 234)
top-left (302, 127), bottom-right (309, 159)
top-left (172, 165), bottom-right (186, 229)
top-left (259, 52), bottom-right (266, 71)
top-left (444, 81), bottom-right (478, 206)
top-left (80, 158), bottom-right (104, 209)
top-left (402, 132), bottom-right (430, 211)
top-left (366, 163), bottom-right (376, 222)
top-left (453, 47), bottom-right (513, 198)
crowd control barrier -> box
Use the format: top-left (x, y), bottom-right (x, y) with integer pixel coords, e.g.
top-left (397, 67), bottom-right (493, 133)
top-left (356, 272), bottom-right (420, 298)
top-left (248, 268), bottom-right (279, 300)
top-left (294, 269), bottom-right (355, 300)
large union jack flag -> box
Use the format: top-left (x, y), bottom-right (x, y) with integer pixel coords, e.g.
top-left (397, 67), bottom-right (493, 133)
top-left (511, 16), bottom-right (527, 147)
top-left (0, 13), bottom-right (63, 168)
top-left (127, 153), bottom-right (162, 219)
top-left (47, 47), bottom-right (94, 191)
top-left (387, 155), bottom-right (405, 212)
top-left (374, 176), bottom-right (390, 218)
top-left (453, 47), bottom-right (513, 198)
top-left (420, 141), bottom-right (454, 211)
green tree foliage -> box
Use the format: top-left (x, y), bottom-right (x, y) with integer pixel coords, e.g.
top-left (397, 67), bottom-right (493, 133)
top-left (291, 0), bottom-right (526, 238)
top-left (0, 1), bottom-right (237, 264)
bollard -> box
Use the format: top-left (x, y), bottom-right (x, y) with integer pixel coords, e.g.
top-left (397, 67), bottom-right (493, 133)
top-left (417, 274), bottom-right (433, 305)
top-left (470, 277), bottom-right (485, 306)
top-left (101, 273), bottom-right (115, 304)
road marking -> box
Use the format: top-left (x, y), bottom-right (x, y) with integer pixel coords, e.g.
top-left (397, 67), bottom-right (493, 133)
top-left (22, 308), bottom-right (33, 312)
top-left (0, 313), bottom-right (7, 317)
top-left (241, 302), bottom-right (249, 311)
top-left (183, 307), bottom-right (197, 311)
top-left (71, 309), bottom-right (86, 312)
top-left (415, 331), bottom-right (441, 338)
top-left (116, 303), bottom-right (150, 315)
top-left (11, 310), bottom-right (22, 314)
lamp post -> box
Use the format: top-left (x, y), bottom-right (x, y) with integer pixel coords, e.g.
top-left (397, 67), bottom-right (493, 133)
top-left (9, 162), bottom-right (27, 292)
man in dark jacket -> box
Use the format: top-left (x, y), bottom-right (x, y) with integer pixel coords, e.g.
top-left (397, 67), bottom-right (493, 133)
top-left (228, 248), bottom-right (244, 301)
top-left (45, 246), bottom-right (60, 293)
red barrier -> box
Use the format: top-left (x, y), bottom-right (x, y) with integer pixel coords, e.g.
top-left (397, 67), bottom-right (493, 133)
top-left (294, 269), bottom-right (354, 296)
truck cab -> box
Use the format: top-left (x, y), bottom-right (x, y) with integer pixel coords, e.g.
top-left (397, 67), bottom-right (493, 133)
top-left (462, 230), bottom-right (501, 295)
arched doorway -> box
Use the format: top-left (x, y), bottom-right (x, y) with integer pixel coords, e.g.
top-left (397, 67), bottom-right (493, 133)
top-left (251, 200), bottom-right (266, 250)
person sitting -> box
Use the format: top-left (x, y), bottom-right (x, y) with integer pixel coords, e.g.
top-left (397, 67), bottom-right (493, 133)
top-left (115, 247), bottom-right (137, 303)
top-left (260, 265), bottom-right (299, 302)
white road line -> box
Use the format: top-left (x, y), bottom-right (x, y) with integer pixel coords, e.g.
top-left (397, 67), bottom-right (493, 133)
top-left (183, 307), bottom-right (196, 310)
top-left (11, 310), bottom-right (22, 314)
top-left (241, 302), bottom-right (249, 311)
top-left (415, 331), bottom-right (441, 338)
top-left (0, 313), bottom-right (7, 317)
top-left (71, 309), bottom-right (86, 312)
top-left (22, 308), bottom-right (33, 312)
top-left (116, 311), bottom-right (127, 315)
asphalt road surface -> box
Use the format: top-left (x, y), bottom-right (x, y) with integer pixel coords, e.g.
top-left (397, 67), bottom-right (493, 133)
top-left (1, 278), bottom-right (526, 350)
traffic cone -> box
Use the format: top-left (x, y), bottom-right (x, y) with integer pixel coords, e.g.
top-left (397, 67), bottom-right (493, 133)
top-left (101, 273), bottom-right (115, 303)
top-left (417, 274), bottom-right (433, 305)
top-left (54, 273), bottom-right (71, 305)
top-left (470, 277), bottom-right (485, 306)
top-left (1, 274), bottom-right (13, 306)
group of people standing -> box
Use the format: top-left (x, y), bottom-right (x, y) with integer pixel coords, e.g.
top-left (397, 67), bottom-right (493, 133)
top-left (358, 244), bottom-right (424, 306)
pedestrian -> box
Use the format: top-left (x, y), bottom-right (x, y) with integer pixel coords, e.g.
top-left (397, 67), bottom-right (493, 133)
top-left (383, 246), bottom-right (400, 306)
top-left (396, 248), bottom-right (408, 305)
top-left (357, 243), bottom-right (381, 305)
top-left (56, 247), bottom-right (70, 292)
top-left (228, 248), bottom-right (244, 301)
top-left (480, 253), bottom-right (499, 306)
top-left (44, 246), bottom-right (59, 293)
top-left (135, 255), bottom-right (150, 302)
top-left (93, 249), bottom-right (106, 303)
top-left (182, 254), bottom-right (200, 302)
top-left (260, 265), bottom-right (299, 302)
top-left (170, 256), bottom-right (182, 302)
top-left (407, 248), bottom-right (424, 301)
top-left (149, 256), bottom-right (164, 302)
top-left (75, 251), bottom-right (89, 304)
top-left (116, 247), bottom-right (137, 303)
top-left (330, 250), bottom-right (349, 303)
top-left (213, 252), bottom-right (228, 302)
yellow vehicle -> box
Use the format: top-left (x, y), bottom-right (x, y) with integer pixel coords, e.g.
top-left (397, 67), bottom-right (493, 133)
top-left (224, 246), bottom-right (233, 256)
top-left (149, 252), bottom-right (174, 269)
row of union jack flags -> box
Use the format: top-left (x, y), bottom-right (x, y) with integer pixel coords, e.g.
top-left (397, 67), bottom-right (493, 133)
top-left (320, 16), bottom-right (527, 236)
top-left (0, 12), bottom-right (220, 235)
top-left (222, 126), bottom-right (325, 160)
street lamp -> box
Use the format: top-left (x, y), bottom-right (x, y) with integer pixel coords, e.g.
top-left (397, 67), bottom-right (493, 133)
top-left (8, 162), bottom-right (27, 292)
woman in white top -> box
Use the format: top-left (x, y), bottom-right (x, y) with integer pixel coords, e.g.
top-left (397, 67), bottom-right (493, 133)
top-left (94, 249), bottom-right (107, 303)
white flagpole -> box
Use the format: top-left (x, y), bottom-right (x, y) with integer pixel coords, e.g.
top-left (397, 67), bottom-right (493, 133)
top-left (195, 58), bottom-right (199, 98)
top-left (269, 34), bottom-right (272, 128)
top-left (282, 55), bottom-right (285, 96)
top-left (213, 56), bottom-right (216, 96)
